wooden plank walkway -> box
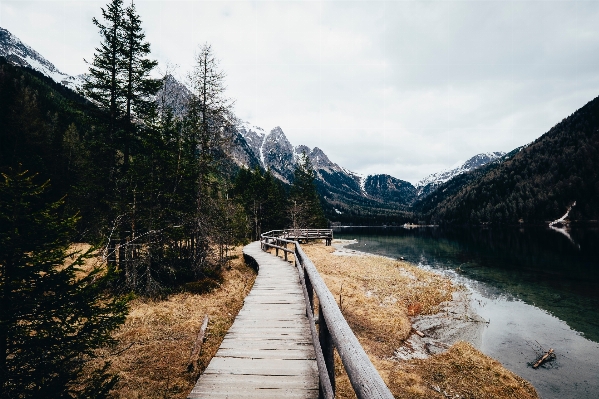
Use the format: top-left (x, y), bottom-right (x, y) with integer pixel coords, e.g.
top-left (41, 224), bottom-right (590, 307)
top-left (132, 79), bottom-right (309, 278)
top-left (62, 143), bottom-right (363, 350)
top-left (188, 241), bottom-right (319, 399)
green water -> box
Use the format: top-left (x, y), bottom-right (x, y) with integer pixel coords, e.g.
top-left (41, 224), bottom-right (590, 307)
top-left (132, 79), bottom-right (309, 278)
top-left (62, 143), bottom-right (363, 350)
top-left (335, 226), bottom-right (599, 399)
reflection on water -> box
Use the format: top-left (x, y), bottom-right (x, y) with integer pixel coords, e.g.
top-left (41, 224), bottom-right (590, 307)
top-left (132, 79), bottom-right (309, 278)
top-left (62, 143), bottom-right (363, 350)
top-left (334, 226), bottom-right (599, 399)
top-left (335, 226), bottom-right (599, 343)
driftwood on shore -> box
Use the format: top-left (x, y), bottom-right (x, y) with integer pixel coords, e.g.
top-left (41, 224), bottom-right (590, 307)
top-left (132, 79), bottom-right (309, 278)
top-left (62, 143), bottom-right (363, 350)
top-left (188, 315), bottom-right (209, 372)
top-left (533, 348), bottom-right (555, 369)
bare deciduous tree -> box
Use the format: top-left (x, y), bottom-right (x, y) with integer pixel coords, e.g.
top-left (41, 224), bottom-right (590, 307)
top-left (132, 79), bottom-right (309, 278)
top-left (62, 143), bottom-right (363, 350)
top-left (186, 43), bottom-right (235, 276)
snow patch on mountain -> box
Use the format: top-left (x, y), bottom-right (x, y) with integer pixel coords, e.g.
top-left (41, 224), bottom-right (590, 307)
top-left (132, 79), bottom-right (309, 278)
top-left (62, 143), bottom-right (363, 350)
top-left (416, 152), bottom-right (505, 197)
top-left (0, 27), bottom-right (82, 91)
top-left (357, 173), bottom-right (367, 194)
top-left (237, 121), bottom-right (268, 167)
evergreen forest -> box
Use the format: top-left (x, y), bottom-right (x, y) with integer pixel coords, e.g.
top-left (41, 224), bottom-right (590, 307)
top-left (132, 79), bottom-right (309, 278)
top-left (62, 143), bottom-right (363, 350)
top-left (0, 0), bottom-right (326, 396)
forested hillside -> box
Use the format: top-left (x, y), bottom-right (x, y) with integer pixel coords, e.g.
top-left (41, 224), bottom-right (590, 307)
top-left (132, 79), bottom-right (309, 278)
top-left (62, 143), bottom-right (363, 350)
top-left (1, 0), bottom-right (332, 394)
top-left (414, 95), bottom-right (599, 224)
top-left (0, 57), bottom-right (114, 227)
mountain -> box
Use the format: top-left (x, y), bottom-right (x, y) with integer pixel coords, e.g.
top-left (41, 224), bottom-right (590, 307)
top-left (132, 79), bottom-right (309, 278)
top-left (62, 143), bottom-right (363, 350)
top-left (260, 127), bottom-right (296, 184)
top-left (0, 55), bottom-right (112, 229)
top-left (365, 174), bottom-right (416, 205)
top-left (0, 28), bottom-right (194, 116)
top-left (416, 152), bottom-right (505, 198)
top-left (155, 74), bottom-right (193, 118)
top-left (414, 96), bottom-right (599, 224)
top-left (13, 26), bottom-right (573, 226)
top-left (234, 123), bottom-right (417, 222)
top-left (0, 27), bottom-right (82, 91)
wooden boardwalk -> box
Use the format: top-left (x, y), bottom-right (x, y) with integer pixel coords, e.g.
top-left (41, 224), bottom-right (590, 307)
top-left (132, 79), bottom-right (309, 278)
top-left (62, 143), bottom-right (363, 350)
top-left (188, 241), bottom-right (319, 399)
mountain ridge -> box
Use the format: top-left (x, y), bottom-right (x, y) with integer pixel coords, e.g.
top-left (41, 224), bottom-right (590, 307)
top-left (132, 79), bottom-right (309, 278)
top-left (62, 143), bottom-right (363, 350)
top-left (0, 27), bottom-right (83, 91)
top-left (413, 96), bottom-right (599, 224)
top-left (2, 26), bottom-right (524, 224)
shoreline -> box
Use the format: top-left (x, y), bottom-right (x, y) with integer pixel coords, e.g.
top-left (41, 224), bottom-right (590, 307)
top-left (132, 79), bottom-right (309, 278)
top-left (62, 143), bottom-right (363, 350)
top-left (330, 236), bottom-right (599, 399)
top-left (331, 239), bottom-right (488, 360)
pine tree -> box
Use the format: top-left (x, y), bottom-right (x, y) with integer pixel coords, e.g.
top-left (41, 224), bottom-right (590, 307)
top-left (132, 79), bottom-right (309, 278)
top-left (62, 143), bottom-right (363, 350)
top-left (186, 44), bottom-right (234, 275)
top-left (0, 169), bottom-right (127, 398)
top-left (231, 168), bottom-right (290, 240)
top-left (84, 0), bottom-right (125, 269)
top-left (121, 0), bottom-right (161, 170)
top-left (263, 171), bottom-right (289, 232)
top-left (290, 152), bottom-right (327, 229)
top-left (86, 0), bottom-right (164, 289)
top-left (84, 0), bottom-right (125, 141)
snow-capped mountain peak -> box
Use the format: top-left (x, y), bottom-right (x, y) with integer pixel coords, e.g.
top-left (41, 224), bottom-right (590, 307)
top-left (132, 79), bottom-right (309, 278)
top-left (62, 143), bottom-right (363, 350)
top-left (236, 121), bottom-right (268, 167)
top-left (416, 151), bottom-right (505, 197)
top-left (0, 27), bottom-right (82, 91)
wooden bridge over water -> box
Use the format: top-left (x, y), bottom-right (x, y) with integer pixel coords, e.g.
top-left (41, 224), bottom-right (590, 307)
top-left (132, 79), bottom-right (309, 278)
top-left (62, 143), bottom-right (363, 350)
top-left (188, 229), bottom-right (393, 399)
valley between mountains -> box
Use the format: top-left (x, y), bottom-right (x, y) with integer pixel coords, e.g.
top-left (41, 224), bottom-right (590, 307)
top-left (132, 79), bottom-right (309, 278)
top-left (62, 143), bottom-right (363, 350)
top-left (3, 3), bottom-right (599, 398)
top-left (4, 24), bottom-right (598, 227)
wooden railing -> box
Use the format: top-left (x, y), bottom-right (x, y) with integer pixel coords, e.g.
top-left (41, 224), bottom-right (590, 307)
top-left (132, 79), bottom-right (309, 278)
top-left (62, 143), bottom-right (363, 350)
top-left (260, 230), bottom-right (393, 399)
top-left (261, 228), bottom-right (333, 247)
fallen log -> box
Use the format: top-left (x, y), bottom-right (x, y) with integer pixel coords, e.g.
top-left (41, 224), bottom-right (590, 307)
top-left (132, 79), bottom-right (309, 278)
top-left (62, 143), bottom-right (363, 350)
top-left (414, 329), bottom-right (425, 338)
top-left (187, 315), bottom-right (209, 372)
top-left (533, 348), bottom-right (555, 369)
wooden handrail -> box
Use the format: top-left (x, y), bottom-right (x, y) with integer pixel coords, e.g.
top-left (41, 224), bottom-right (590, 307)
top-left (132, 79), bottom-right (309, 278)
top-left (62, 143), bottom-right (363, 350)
top-left (260, 230), bottom-right (393, 399)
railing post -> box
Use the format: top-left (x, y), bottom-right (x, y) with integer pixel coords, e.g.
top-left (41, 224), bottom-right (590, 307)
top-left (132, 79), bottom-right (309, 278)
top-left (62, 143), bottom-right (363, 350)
top-left (319, 303), bottom-right (335, 398)
top-left (305, 267), bottom-right (314, 315)
top-left (276, 238), bottom-right (279, 257)
top-left (284, 241), bottom-right (288, 261)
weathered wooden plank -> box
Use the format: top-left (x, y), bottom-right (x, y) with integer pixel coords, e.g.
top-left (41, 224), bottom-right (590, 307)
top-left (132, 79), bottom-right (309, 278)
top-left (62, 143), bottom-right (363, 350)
top-left (245, 291), bottom-right (304, 296)
top-left (205, 357), bottom-right (318, 376)
top-left (192, 373), bottom-right (317, 389)
top-left (218, 339), bottom-right (313, 349)
top-left (190, 389), bottom-right (318, 398)
top-left (234, 313), bottom-right (305, 319)
top-left (224, 333), bottom-right (311, 340)
top-left (227, 328), bottom-right (310, 336)
top-left (217, 347), bottom-right (315, 359)
top-left (234, 310), bottom-right (305, 317)
top-left (242, 295), bottom-right (303, 302)
top-left (190, 388), bottom-right (318, 399)
top-left (228, 318), bottom-right (307, 326)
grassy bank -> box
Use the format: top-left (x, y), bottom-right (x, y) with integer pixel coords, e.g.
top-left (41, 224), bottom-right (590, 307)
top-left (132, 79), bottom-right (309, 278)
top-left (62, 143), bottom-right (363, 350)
top-left (302, 242), bottom-right (538, 399)
top-left (84, 245), bottom-right (256, 399)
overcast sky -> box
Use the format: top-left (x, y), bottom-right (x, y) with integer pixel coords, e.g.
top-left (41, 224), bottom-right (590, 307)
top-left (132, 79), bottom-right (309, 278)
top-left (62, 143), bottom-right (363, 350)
top-left (2, 0), bottom-right (599, 184)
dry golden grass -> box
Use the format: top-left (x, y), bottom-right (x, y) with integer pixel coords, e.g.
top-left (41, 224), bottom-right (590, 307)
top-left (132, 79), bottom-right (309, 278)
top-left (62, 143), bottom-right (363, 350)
top-left (303, 243), bottom-right (454, 358)
top-left (302, 242), bottom-right (538, 399)
top-left (389, 342), bottom-right (537, 399)
top-left (91, 245), bottom-right (256, 399)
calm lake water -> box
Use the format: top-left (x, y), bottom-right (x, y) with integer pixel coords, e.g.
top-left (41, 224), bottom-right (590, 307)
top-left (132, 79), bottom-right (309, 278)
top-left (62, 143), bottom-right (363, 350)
top-left (334, 226), bottom-right (599, 399)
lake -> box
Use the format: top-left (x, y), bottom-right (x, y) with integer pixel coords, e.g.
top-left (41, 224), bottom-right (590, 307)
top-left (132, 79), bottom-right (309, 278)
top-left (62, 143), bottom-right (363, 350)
top-left (334, 225), bottom-right (599, 399)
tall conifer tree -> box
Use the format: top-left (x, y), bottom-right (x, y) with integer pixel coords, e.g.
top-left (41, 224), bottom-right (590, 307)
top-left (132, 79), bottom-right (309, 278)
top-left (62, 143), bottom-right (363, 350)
top-left (86, 0), bottom-right (162, 284)
top-left (290, 152), bottom-right (327, 229)
top-left (121, 1), bottom-right (161, 170)
top-left (84, 0), bottom-right (125, 268)
top-left (0, 170), bottom-right (127, 398)
top-left (84, 0), bottom-right (125, 141)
